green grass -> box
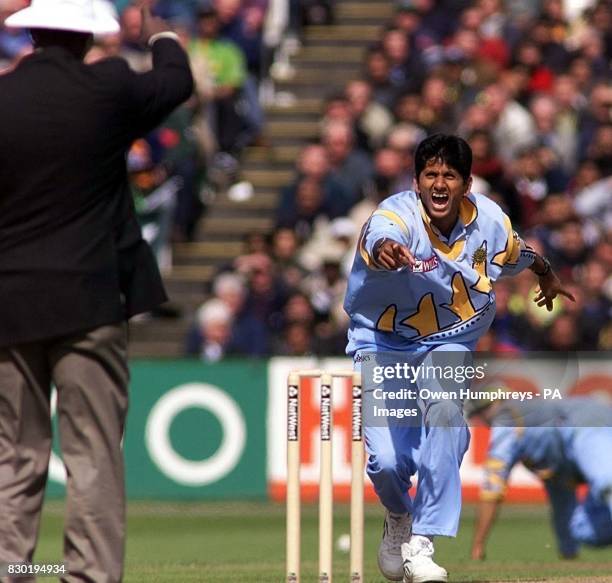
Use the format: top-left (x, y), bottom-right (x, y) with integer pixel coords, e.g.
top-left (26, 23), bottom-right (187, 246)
top-left (33, 501), bottom-right (612, 582)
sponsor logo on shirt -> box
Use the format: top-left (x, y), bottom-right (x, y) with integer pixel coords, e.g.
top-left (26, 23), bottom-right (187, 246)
top-left (411, 255), bottom-right (439, 273)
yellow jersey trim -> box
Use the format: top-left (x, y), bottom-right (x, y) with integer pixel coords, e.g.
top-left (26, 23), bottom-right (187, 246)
top-left (372, 209), bottom-right (411, 236)
top-left (492, 214), bottom-right (520, 267)
top-left (418, 198), bottom-right (477, 261)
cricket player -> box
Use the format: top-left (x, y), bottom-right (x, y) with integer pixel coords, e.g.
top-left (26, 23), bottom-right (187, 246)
top-left (343, 134), bottom-right (574, 582)
top-left (469, 396), bottom-right (612, 561)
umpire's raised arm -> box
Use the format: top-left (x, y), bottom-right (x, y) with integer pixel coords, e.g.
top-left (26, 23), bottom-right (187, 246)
top-left (124, 2), bottom-right (194, 138)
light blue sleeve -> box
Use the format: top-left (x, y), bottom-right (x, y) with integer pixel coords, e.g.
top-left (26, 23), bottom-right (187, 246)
top-left (481, 427), bottom-right (521, 501)
top-left (483, 205), bottom-right (536, 278)
top-left (544, 481), bottom-right (579, 558)
top-left (500, 232), bottom-right (537, 277)
top-left (359, 202), bottom-right (413, 267)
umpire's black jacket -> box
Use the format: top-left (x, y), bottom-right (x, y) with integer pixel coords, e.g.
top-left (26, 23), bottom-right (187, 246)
top-left (0, 38), bottom-right (193, 347)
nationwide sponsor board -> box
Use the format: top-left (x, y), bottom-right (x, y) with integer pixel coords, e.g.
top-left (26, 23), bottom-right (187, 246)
top-left (43, 356), bottom-right (611, 501)
top-left (267, 356), bottom-right (612, 503)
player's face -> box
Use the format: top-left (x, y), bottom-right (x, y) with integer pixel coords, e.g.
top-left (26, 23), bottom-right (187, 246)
top-left (416, 158), bottom-right (472, 236)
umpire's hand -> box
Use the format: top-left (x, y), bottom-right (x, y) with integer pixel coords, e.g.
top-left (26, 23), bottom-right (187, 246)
top-left (139, 0), bottom-right (171, 41)
top-left (374, 239), bottom-right (416, 270)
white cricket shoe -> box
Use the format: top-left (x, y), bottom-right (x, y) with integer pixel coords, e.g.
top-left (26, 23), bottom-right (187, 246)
top-left (402, 535), bottom-right (448, 583)
top-left (377, 511), bottom-right (412, 581)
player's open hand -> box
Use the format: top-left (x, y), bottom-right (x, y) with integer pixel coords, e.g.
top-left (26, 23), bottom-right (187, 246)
top-left (533, 271), bottom-right (576, 312)
top-left (375, 239), bottom-right (416, 270)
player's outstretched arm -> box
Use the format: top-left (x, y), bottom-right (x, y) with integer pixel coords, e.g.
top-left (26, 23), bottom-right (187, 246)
top-left (373, 239), bottom-right (416, 270)
top-left (529, 255), bottom-right (576, 312)
top-left (471, 499), bottom-right (501, 560)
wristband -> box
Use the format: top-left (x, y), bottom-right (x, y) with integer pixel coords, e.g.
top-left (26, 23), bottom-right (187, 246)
top-left (532, 255), bottom-right (551, 277)
top-left (148, 32), bottom-right (180, 47)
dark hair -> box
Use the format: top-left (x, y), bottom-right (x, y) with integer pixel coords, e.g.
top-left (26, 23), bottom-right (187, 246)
top-left (414, 134), bottom-right (472, 181)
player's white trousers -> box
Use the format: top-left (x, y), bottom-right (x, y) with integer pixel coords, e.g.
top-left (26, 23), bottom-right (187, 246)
top-left (354, 342), bottom-right (473, 537)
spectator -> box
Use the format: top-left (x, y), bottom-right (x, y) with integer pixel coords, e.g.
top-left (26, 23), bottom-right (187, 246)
top-left (569, 159), bottom-right (604, 195)
top-left (240, 252), bottom-right (287, 335)
top-left (302, 252), bottom-right (346, 318)
top-left (586, 123), bottom-right (612, 173)
top-left (321, 120), bottom-right (375, 206)
top-left (579, 259), bottom-right (612, 348)
top-left (277, 142), bottom-right (352, 221)
top-left (186, 298), bottom-right (235, 361)
top-left (276, 176), bottom-right (338, 240)
top-left (320, 92), bottom-right (370, 153)
top-left (380, 27), bottom-right (425, 92)
top-left (299, 215), bottom-right (356, 274)
top-left (0, 18), bottom-right (30, 68)
top-left (577, 84), bottom-right (612, 163)
top-left (530, 94), bottom-right (564, 154)
top-left (392, 5), bottom-right (426, 46)
top-left (216, 0), bottom-right (267, 77)
top-left (419, 75), bottom-right (456, 134)
top-left (119, 4), bottom-right (150, 72)
top-left (393, 91), bottom-right (424, 131)
top-left (490, 280), bottom-right (535, 350)
top-left (366, 146), bottom-right (413, 198)
top-left (551, 74), bottom-right (584, 171)
top-left (467, 129), bottom-right (522, 223)
top-left (544, 313), bottom-right (582, 350)
top-left (363, 46), bottom-right (398, 110)
top-left (574, 174), bottom-right (612, 233)
top-left (345, 79), bottom-right (394, 151)
top-left (482, 82), bottom-right (536, 162)
top-left (127, 139), bottom-right (179, 272)
top-left (278, 322), bottom-right (315, 355)
top-left (549, 219), bottom-right (590, 278)
top-left (190, 7), bottom-right (254, 156)
top-left (217, 271), bottom-right (271, 356)
top-left (271, 227), bottom-right (307, 289)
top-left (528, 15), bottom-right (570, 74)
top-left (475, 329), bottom-right (522, 354)
top-left (215, 0), bottom-right (266, 147)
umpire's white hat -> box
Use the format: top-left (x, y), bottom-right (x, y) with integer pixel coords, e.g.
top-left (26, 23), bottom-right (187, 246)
top-left (5, 0), bottom-right (120, 35)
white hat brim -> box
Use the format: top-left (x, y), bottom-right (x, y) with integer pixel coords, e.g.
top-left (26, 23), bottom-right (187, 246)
top-left (5, 5), bottom-right (120, 35)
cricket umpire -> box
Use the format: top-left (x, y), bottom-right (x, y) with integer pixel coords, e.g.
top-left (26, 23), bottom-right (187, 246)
top-left (0, 1), bottom-right (193, 581)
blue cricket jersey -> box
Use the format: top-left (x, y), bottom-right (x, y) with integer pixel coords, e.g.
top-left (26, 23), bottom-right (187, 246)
top-left (344, 190), bottom-right (536, 354)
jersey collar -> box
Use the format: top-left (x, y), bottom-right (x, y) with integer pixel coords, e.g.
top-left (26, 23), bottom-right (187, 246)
top-left (418, 195), bottom-right (478, 259)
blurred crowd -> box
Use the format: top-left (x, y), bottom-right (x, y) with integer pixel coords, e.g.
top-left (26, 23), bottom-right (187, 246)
top-left (0, 0), bottom-right (610, 359)
top-left (187, 0), bottom-right (611, 360)
top-left (0, 0), bottom-right (303, 245)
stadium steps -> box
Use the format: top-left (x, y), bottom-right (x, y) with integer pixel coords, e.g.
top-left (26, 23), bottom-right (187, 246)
top-left (293, 46), bottom-right (364, 65)
top-left (304, 24), bottom-right (381, 43)
top-left (128, 340), bottom-right (186, 358)
top-left (212, 191), bottom-right (280, 210)
top-left (195, 216), bottom-right (274, 236)
top-left (243, 145), bottom-right (304, 164)
top-left (335, 2), bottom-right (394, 22)
top-left (264, 119), bottom-right (321, 141)
top-left (132, 0), bottom-right (392, 356)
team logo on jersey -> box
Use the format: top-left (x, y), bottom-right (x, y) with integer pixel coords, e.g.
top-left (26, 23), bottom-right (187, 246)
top-left (411, 254), bottom-right (439, 273)
top-left (472, 247), bottom-right (487, 265)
